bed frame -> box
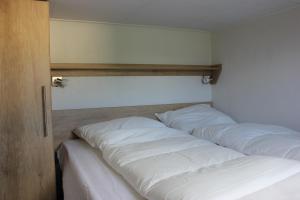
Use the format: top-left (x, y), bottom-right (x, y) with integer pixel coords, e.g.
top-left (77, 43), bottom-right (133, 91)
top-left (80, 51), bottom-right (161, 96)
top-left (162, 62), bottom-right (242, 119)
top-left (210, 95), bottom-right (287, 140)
top-left (52, 102), bottom-right (211, 148)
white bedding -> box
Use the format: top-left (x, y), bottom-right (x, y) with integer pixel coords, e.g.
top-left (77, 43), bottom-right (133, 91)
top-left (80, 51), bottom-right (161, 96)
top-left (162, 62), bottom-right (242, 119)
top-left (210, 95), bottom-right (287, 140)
top-left (74, 116), bottom-right (166, 147)
top-left (58, 140), bottom-right (145, 200)
top-left (155, 104), bottom-right (236, 132)
top-left (77, 126), bottom-right (300, 200)
top-left (192, 123), bottom-right (300, 161)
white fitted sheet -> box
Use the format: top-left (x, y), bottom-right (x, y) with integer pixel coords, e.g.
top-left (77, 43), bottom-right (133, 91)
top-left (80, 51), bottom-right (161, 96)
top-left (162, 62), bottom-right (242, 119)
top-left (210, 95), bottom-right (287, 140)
top-left (58, 140), bottom-right (145, 200)
top-left (58, 139), bottom-right (300, 200)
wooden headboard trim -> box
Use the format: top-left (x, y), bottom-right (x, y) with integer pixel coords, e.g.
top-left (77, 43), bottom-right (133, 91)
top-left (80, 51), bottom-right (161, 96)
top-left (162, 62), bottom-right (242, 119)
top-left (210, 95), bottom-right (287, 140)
top-left (52, 102), bottom-right (212, 148)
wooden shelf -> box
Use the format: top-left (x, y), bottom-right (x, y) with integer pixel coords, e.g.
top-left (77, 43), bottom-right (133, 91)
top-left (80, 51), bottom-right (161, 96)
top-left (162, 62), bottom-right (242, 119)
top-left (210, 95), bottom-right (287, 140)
top-left (50, 63), bottom-right (222, 84)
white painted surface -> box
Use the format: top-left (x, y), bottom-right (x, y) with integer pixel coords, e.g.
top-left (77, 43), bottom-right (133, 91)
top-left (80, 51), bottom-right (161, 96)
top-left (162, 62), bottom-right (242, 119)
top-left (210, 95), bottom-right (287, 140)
top-left (50, 20), bottom-right (211, 64)
top-left (51, 20), bottom-right (212, 110)
top-left (50, 0), bottom-right (300, 30)
top-left (52, 76), bottom-right (211, 110)
top-left (212, 7), bottom-right (300, 131)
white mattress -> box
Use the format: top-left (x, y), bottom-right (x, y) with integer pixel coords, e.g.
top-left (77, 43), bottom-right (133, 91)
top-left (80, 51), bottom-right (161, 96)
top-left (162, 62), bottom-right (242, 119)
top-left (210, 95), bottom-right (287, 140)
top-left (59, 139), bottom-right (300, 200)
top-left (58, 140), bottom-right (145, 200)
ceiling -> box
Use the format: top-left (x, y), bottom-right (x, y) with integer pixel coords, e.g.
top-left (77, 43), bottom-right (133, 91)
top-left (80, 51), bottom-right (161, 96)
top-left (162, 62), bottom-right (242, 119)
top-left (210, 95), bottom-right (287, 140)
top-left (50, 0), bottom-right (300, 30)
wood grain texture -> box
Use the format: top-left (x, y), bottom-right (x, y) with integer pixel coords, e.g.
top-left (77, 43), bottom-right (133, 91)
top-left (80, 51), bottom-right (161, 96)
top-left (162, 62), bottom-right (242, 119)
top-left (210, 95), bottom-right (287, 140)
top-left (210, 64), bottom-right (222, 84)
top-left (0, 1), bottom-right (56, 199)
top-left (50, 63), bottom-right (221, 70)
top-left (50, 63), bottom-right (222, 83)
top-left (52, 102), bottom-right (211, 149)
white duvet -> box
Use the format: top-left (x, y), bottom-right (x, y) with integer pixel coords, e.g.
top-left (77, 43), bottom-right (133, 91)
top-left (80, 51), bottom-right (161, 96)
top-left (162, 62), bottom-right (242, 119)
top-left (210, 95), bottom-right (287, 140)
top-left (79, 127), bottom-right (300, 200)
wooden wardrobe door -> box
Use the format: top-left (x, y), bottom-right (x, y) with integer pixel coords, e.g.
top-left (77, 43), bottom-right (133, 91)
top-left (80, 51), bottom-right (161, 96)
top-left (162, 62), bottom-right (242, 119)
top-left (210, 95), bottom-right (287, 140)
top-left (0, 0), bottom-right (56, 199)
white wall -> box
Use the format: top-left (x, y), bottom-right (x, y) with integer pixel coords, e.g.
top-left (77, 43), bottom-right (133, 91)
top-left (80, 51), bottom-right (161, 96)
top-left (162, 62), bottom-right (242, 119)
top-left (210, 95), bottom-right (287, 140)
top-left (51, 20), bottom-right (212, 110)
top-left (212, 7), bottom-right (300, 131)
top-left (52, 76), bottom-right (210, 110)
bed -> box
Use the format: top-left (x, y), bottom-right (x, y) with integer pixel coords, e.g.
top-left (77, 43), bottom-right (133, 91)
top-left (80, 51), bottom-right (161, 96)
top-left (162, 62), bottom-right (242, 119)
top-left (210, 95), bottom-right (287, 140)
top-left (59, 139), bottom-right (300, 200)
top-left (54, 103), bottom-right (300, 200)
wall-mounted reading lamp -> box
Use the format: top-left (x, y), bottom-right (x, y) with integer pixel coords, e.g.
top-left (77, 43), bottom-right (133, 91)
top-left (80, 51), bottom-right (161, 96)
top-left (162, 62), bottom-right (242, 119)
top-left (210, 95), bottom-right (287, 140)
top-left (201, 72), bottom-right (213, 85)
top-left (52, 76), bottom-right (66, 88)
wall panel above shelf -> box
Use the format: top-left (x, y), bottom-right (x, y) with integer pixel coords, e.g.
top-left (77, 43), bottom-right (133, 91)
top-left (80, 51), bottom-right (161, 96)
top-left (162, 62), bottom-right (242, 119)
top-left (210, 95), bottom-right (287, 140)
top-left (50, 63), bottom-right (222, 84)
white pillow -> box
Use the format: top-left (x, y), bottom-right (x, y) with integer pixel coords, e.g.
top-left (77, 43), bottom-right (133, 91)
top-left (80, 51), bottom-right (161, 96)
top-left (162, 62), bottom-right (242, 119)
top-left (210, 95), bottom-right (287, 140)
top-left (74, 117), bottom-right (166, 147)
top-left (155, 104), bottom-right (236, 132)
top-left (192, 123), bottom-right (300, 161)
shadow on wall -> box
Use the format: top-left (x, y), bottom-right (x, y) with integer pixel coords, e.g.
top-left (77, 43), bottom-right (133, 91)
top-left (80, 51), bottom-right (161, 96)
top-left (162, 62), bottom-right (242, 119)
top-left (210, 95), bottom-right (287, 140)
top-left (212, 6), bottom-right (300, 131)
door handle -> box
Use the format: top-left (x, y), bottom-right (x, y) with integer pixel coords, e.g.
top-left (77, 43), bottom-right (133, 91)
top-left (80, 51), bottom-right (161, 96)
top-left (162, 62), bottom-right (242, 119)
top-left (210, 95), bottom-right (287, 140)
top-left (41, 86), bottom-right (48, 137)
